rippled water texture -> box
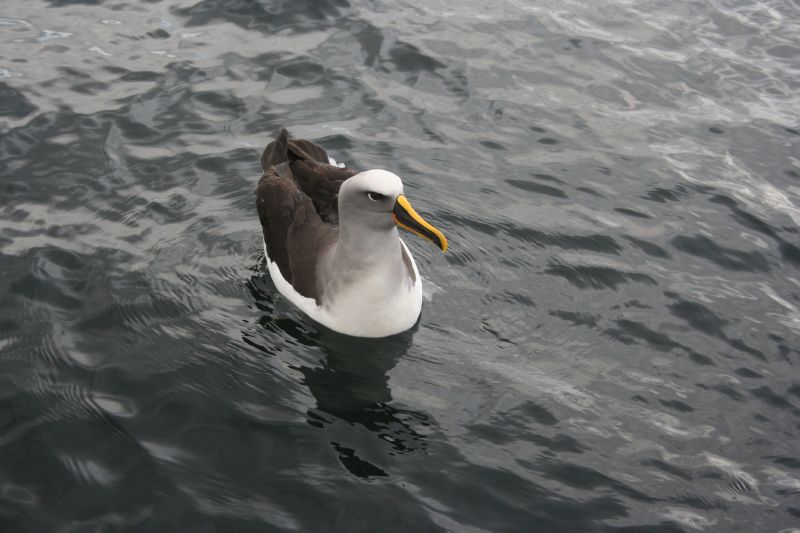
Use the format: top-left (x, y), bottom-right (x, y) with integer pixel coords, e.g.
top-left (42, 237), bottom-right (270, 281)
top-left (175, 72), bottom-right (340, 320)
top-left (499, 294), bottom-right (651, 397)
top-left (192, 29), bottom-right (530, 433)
top-left (2, 0), bottom-right (800, 530)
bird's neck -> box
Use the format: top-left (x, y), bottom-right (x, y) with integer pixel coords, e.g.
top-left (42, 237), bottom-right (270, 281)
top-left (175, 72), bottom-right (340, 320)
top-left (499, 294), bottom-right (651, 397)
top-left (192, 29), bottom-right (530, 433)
top-left (334, 223), bottom-right (403, 270)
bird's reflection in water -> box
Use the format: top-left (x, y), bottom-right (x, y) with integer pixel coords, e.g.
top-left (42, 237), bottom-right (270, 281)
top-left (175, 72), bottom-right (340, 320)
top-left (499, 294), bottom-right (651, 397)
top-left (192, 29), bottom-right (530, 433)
top-left (248, 271), bottom-right (431, 478)
top-left (302, 330), bottom-right (430, 478)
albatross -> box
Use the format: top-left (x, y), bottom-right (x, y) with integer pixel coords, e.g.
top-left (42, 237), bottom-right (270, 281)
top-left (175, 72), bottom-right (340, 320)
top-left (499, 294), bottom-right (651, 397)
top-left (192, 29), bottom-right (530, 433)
top-left (256, 129), bottom-right (448, 338)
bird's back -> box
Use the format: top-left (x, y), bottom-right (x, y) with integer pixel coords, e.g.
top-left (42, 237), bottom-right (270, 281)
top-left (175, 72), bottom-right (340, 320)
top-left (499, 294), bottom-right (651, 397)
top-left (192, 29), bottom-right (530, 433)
top-left (260, 128), bottom-right (355, 225)
top-left (256, 129), bottom-right (355, 303)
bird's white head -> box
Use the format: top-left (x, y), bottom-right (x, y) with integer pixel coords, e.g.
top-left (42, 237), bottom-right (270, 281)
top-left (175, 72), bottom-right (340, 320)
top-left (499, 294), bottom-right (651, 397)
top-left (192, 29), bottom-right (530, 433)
top-left (338, 169), bottom-right (448, 252)
top-left (338, 169), bottom-right (405, 230)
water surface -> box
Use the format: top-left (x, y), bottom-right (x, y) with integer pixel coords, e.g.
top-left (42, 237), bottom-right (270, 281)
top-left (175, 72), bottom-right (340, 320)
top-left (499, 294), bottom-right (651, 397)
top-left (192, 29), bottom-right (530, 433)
top-left (1, 0), bottom-right (800, 531)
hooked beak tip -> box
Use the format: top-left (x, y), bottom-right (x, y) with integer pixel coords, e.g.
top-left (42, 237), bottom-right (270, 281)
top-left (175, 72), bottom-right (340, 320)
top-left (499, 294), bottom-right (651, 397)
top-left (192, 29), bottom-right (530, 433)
top-left (392, 194), bottom-right (448, 252)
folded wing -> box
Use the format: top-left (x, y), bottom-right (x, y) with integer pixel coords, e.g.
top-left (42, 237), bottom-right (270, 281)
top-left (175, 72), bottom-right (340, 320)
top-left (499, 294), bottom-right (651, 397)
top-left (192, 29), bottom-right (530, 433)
top-left (256, 129), bottom-right (356, 302)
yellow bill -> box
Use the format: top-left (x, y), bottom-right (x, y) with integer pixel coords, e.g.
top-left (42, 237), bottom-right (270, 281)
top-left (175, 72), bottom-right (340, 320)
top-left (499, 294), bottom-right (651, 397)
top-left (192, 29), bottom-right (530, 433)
top-left (392, 194), bottom-right (448, 252)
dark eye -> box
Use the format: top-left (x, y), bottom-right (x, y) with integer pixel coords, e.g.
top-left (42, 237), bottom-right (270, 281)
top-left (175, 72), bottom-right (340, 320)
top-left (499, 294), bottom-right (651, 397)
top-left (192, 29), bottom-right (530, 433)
top-left (367, 192), bottom-right (385, 201)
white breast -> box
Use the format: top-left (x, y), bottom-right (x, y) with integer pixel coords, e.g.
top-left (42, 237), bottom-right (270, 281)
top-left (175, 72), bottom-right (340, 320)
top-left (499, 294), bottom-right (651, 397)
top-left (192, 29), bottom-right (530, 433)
top-left (265, 241), bottom-right (422, 337)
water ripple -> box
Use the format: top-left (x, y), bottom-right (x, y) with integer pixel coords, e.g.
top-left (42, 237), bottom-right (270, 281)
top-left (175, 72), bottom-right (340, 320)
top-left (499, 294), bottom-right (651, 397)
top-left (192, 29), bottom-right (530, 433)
top-left (2, 0), bottom-right (800, 530)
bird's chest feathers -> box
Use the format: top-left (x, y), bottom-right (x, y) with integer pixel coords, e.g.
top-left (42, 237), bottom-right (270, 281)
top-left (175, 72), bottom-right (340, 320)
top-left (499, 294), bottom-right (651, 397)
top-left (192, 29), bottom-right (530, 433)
top-left (317, 241), bottom-right (422, 336)
top-left (323, 255), bottom-right (421, 322)
top-left (326, 263), bottom-right (414, 313)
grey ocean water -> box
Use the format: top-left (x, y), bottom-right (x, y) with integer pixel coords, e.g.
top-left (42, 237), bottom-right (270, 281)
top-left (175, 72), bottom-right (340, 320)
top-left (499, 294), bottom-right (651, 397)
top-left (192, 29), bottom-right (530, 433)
top-left (1, 0), bottom-right (800, 531)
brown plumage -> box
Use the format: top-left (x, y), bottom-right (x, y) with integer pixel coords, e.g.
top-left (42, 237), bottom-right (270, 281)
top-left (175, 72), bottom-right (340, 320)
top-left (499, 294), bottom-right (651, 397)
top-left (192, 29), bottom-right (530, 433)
top-left (255, 129), bottom-right (356, 303)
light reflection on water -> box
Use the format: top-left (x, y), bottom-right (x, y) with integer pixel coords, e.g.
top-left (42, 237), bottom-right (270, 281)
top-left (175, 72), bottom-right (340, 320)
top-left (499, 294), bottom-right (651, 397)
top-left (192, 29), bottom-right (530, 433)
top-left (1, 0), bottom-right (799, 530)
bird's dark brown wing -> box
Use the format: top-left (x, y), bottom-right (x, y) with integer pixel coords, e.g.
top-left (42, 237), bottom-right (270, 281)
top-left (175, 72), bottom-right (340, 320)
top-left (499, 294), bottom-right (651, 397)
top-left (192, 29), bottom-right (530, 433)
top-left (256, 129), bottom-right (355, 302)
top-left (256, 168), bottom-right (337, 303)
top-left (260, 129), bottom-right (356, 225)
top-left (289, 159), bottom-right (353, 224)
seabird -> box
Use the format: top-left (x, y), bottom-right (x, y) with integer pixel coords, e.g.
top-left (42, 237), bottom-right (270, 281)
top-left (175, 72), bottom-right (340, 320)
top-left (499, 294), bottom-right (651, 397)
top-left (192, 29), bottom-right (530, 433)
top-left (256, 129), bottom-right (448, 338)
